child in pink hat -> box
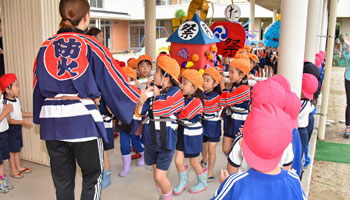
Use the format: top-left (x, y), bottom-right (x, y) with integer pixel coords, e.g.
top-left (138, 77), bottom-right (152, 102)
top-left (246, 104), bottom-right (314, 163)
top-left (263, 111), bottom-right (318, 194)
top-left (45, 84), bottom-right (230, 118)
top-left (212, 104), bottom-right (305, 200)
top-left (298, 73), bottom-right (318, 168)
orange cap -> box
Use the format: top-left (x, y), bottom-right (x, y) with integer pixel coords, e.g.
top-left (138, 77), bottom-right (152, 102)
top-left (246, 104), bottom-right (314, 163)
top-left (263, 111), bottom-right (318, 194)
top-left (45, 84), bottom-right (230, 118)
top-left (229, 54), bottom-right (251, 75)
top-left (244, 45), bottom-right (251, 53)
top-left (248, 53), bottom-right (258, 63)
top-left (157, 56), bottom-right (180, 83)
top-left (122, 67), bottom-right (137, 81)
top-left (127, 58), bottom-right (138, 69)
top-left (236, 48), bottom-right (248, 55)
top-left (138, 54), bottom-right (153, 66)
top-left (204, 67), bottom-right (221, 84)
top-left (181, 69), bottom-right (204, 91)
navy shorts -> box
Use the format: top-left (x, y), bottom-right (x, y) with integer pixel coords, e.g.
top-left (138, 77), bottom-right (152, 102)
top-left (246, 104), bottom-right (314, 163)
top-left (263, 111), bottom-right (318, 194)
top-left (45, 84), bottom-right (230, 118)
top-left (103, 127), bottom-right (115, 151)
top-left (8, 125), bottom-right (23, 153)
top-left (144, 143), bottom-right (175, 171)
top-left (224, 117), bottom-right (245, 140)
top-left (0, 131), bottom-right (10, 164)
top-left (203, 135), bottom-right (220, 143)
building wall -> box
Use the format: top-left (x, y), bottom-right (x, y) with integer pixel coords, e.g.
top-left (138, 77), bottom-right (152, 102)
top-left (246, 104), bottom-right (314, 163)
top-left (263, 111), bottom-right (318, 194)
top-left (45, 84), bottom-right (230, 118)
top-left (113, 20), bottom-right (129, 53)
top-left (1, 0), bottom-right (60, 166)
top-left (340, 18), bottom-right (350, 36)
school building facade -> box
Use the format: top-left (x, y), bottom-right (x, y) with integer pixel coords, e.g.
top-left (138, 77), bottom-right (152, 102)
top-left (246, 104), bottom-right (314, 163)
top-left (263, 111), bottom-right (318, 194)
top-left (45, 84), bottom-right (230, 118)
top-left (88, 0), bottom-right (275, 53)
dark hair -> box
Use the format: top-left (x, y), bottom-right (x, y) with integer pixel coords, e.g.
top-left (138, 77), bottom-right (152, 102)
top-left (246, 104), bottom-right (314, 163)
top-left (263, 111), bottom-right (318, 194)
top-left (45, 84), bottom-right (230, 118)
top-left (160, 68), bottom-right (179, 92)
top-left (138, 60), bottom-right (152, 68)
top-left (233, 67), bottom-right (248, 85)
top-left (212, 84), bottom-right (222, 95)
top-left (59, 0), bottom-right (90, 29)
top-left (190, 88), bottom-right (206, 105)
top-left (87, 27), bottom-right (102, 36)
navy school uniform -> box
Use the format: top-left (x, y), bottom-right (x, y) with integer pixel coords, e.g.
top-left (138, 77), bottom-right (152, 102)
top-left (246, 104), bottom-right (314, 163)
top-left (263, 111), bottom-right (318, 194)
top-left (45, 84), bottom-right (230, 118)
top-left (176, 96), bottom-right (203, 158)
top-left (4, 97), bottom-right (23, 153)
top-left (220, 83), bottom-right (250, 140)
top-left (211, 168), bottom-right (305, 200)
top-left (202, 91), bottom-right (222, 142)
top-left (141, 86), bottom-right (184, 170)
top-left (33, 30), bottom-right (141, 142)
top-left (0, 99), bottom-right (10, 164)
top-left (118, 112), bottom-right (144, 155)
top-left (98, 97), bottom-right (114, 150)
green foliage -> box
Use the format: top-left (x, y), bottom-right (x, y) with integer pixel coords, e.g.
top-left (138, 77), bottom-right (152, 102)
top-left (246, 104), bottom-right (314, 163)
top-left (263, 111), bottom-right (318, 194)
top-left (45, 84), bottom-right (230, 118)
top-left (175, 9), bottom-right (186, 20)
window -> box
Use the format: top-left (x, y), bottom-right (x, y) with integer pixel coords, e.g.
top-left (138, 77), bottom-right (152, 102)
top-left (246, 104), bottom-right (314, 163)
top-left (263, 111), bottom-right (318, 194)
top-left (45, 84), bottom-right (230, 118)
top-left (130, 21), bottom-right (145, 49)
top-left (90, 0), bottom-right (103, 8)
top-left (88, 18), bottom-right (113, 50)
top-left (100, 20), bottom-right (113, 50)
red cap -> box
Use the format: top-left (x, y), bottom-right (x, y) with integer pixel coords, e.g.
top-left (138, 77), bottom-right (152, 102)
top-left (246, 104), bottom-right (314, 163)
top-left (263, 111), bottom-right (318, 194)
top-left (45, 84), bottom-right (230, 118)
top-left (251, 79), bottom-right (287, 110)
top-left (269, 75), bottom-right (291, 92)
top-left (283, 91), bottom-right (301, 128)
top-left (302, 73), bottom-right (318, 100)
top-left (242, 103), bottom-right (292, 172)
top-left (0, 73), bottom-right (17, 93)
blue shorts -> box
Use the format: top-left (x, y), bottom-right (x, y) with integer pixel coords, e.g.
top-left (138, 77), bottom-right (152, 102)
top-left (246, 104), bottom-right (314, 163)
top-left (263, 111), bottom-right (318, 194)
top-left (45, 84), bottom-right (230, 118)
top-left (103, 127), bottom-right (115, 151)
top-left (8, 125), bottom-right (23, 153)
top-left (203, 135), bottom-right (220, 143)
top-left (224, 117), bottom-right (245, 140)
top-left (0, 131), bottom-right (10, 164)
top-left (144, 143), bottom-right (175, 171)
top-left (202, 120), bottom-right (221, 139)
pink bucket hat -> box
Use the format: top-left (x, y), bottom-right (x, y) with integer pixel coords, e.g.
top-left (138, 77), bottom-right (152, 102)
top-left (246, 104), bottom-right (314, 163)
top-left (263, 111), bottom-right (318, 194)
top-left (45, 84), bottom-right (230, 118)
top-left (302, 73), bottom-right (318, 100)
top-left (251, 79), bottom-right (287, 110)
top-left (269, 75), bottom-right (291, 92)
top-left (242, 103), bottom-right (292, 172)
top-left (283, 91), bottom-right (301, 128)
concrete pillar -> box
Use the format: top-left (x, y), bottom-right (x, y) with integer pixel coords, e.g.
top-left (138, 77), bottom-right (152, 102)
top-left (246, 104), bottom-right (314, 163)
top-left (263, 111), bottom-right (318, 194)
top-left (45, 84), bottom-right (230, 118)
top-left (253, 18), bottom-right (261, 40)
top-left (272, 9), bottom-right (277, 23)
top-left (278, 0), bottom-right (309, 96)
top-left (304, 0), bottom-right (322, 62)
top-left (318, 0), bottom-right (338, 140)
top-left (249, 0), bottom-right (255, 33)
top-left (318, 0), bottom-right (328, 51)
top-left (145, 0), bottom-right (156, 61)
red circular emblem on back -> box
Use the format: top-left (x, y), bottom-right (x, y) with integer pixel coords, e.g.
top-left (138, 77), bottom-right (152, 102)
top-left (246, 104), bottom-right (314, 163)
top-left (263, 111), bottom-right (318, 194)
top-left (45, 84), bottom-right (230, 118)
top-left (44, 34), bottom-right (88, 80)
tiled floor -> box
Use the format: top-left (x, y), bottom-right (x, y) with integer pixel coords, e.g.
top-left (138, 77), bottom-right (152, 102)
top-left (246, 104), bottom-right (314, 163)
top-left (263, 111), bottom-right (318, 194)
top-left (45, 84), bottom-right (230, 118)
top-left (1, 141), bottom-right (224, 200)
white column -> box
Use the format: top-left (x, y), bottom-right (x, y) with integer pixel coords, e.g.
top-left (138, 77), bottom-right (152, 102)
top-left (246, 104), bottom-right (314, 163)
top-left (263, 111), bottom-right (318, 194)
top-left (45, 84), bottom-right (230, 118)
top-left (278, 0), bottom-right (309, 96)
top-left (249, 0), bottom-right (255, 33)
top-left (304, 0), bottom-right (322, 62)
top-left (318, 0), bottom-right (328, 51)
top-left (318, 0), bottom-right (338, 140)
top-left (253, 18), bottom-right (261, 41)
top-left (145, 0), bottom-right (156, 61)
top-left (273, 9), bottom-right (277, 23)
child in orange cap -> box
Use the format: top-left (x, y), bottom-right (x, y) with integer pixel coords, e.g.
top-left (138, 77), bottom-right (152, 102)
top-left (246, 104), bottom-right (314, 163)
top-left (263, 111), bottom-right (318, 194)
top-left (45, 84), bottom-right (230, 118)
top-left (200, 67), bottom-right (222, 182)
top-left (0, 73), bottom-right (33, 180)
top-left (127, 58), bottom-right (138, 69)
top-left (0, 89), bottom-right (13, 194)
top-left (137, 56), bottom-right (185, 200)
top-left (174, 69), bottom-right (206, 195)
top-left (212, 104), bottom-right (305, 200)
top-left (116, 67), bottom-right (145, 178)
top-left (219, 55), bottom-right (251, 155)
top-left (137, 54), bottom-right (153, 80)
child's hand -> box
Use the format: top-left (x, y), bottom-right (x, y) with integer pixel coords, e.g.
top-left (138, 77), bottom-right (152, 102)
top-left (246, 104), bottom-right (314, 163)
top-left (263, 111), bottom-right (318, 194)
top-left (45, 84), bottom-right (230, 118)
top-left (219, 169), bottom-right (230, 184)
top-left (139, 90), bottom-right (148, 105)
top-left (134, 80), bottom-right (139, 88)
top-left (23, 120), bottom-right (33, 127)
top-left (153, 86), bottom-right (160, 97)
top-left (3, 104), bottom-right (13, 114)
top-left (220, 77), bottom-right (226, 91)
top-left (146, 77), bottom-right (153, 89)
